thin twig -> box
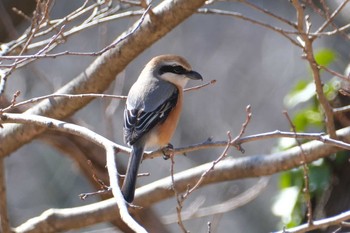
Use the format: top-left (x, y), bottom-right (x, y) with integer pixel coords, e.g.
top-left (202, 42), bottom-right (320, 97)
top-left (79, 160), bottom-right (112, 200)
top-left (79, 188), bottom-right (112, 200)
top-left (12, 7), bottom-right (32, 21)
top-left (0, 0), bottom-right (52, 96)
top-left (292, 0), bottom-right (337, 139)
top-left (2, 0), bottom-right (109, 56)
top-left (333, 105), bottom-right (350, 114)
top-left (1, 93), bottom-right (127, 113)
top-left (315, 0), bottom-right (350, 34)
top-left (275, 209), bottom-right (350, 233)
top-left (315, 23), bottom-right (350, 38)
top-left (0, 7), bottom-right (148, 68)
top-left (184, 132), bottom-right (232, 199)
top-left (0, 78), bottom-right (213, 113)
top-left (120, 0), bottom-right (142, 7)
top-left (144, 128), bottom-right (350, 160)
top-left (162, 177), bottom-right (269, 223)
top-left (168, 105), bottom-right (252, 232)
top-left (182, 105), bottom-right (252, 199)
top-left (231, 104), bottom-right (252, 152)
top-left (197, 8), bottom-right (302, 48)
top-left (284, 111), bottom-right (313, 226)
top-left (184, 79), bottom-right (216, 92)
top-left (169, 151), bottom-right (188, 233)
top-left (320, 65), bottom-right (350, 82)
top-left (242, 1), bottom-right (296, 28)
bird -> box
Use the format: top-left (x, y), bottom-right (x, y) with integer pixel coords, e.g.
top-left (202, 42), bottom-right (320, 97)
top-left (122, 54), bottom-right (203, 203)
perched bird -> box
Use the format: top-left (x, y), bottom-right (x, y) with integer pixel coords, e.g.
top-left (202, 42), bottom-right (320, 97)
top-left (122, 55), bottom-right (203, 203)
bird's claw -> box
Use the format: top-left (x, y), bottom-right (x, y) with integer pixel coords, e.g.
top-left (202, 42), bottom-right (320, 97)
top-left (162, 143), bottom-right (174, 160)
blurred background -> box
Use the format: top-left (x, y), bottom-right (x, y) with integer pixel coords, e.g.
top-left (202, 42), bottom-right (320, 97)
top-left (1, 0), bottom-right (349, 232)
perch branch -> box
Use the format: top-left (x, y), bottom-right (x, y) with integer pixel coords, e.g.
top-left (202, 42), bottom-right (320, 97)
top-left (12, 125), bottom-right (350, 232)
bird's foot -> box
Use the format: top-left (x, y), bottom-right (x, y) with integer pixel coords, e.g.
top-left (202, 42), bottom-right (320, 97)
top-left (161, 143), bottom-right (174, 160)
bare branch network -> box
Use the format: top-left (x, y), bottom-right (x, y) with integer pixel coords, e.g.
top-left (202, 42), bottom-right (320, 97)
top-left (2, 112), bottom-right (350, 232)
top-left (0, 0), bottom-right (350, 232)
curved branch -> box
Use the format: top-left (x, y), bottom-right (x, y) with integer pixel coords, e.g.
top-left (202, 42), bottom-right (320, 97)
top-left (0, 113), bottom-right (145, 232)
top-left (13, 125), bottom-right (350, 232)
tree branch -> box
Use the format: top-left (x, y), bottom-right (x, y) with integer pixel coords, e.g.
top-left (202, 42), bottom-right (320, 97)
top-left (197, 8), bottom-right (302, 48)
top-left (275, 209), bottom-right (350, 233)
top-left (12, 125), bottom-right (350, 232)
top-left (292, 0), bottom-right (337, 138)
top-left (315, 0), bottom-right (350, 35)
top-left (145, 129), bottom-right (350, 160)
top-left (0, 113), bottom-right (146, 232)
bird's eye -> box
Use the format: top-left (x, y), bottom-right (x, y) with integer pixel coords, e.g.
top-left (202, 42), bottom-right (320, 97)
top-left (159, 65), bottom-right (187, 75)
top-left (172, 65), bottom-right (186, 74)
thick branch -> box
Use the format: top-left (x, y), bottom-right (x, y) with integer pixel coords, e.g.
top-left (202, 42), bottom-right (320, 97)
top-left (13, 126), bottom-right (350, 232)
top-left (0, 113), bottom-right (145, 232)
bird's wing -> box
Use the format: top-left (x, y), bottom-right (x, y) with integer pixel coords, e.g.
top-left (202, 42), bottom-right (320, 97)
top-left (124, 81), bottom-right (179, 145)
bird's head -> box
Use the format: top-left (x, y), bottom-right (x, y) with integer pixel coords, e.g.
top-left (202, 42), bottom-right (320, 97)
top-left (144, 54), bottom-right (203, 88)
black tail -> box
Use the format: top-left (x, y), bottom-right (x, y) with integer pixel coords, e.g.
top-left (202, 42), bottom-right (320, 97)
top-left (121, 143), bottom-right (144, 203)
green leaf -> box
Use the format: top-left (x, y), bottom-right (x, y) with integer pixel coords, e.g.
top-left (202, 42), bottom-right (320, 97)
top-left (293, 109), bottom-right (322, 131)
top-left (324, 79), bottom-right (340, 100)
top-left (314, 48), bottom-right (336, 67)
top-left (279, 172), bottom-right (292, 189)
top-left (284, 81), bottom-right (315, 108)
top-left (308, 161), bottom-right (331, 197)
top-left (272, 186), bottom-right (300, 226)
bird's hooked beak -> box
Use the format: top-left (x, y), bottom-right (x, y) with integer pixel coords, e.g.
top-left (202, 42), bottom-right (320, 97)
top-left (186, 70), bottom-right (203, 80)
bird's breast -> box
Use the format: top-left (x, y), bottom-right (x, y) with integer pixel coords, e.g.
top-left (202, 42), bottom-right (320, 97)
top-left (145, 90), bottom-right (183, 148)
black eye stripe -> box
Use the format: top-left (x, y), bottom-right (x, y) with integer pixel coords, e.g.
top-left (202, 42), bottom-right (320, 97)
top-left (159, 65), bottom-right (187, 75)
